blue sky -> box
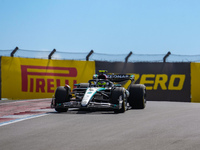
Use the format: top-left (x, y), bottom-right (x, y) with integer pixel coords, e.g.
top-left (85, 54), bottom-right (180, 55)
top-left (0, 0), bottom-right (200, 55)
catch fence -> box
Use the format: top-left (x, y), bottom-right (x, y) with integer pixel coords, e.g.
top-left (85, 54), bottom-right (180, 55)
top-left (1, 47), bottom-right (200, 62)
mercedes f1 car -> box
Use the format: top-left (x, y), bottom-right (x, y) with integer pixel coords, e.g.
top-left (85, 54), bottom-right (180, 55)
top-left (51, 70), bottom-right (146, 113)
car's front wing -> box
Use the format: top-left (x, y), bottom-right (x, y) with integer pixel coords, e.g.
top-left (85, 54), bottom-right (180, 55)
top-left (51, 98), bottom-right (123, 110)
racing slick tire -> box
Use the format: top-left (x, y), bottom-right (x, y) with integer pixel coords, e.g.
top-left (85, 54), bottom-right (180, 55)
top-left (111, 87), bottom-right (126, 113)
top-left (54, 86), bottom-right (70, 112)
top-left (128, 84), bottom-right (146, 109)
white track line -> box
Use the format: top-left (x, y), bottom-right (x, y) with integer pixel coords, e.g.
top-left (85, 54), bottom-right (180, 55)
top-left (0, 98), bottom-right (51, 105)
top-left (0, 113), bottom-right (49, 127)
top-left (1, 115), bottom-right (32, 118)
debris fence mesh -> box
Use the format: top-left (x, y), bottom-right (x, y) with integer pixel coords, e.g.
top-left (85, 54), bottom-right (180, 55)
top-left (1, 49), bottom-right (200, 62)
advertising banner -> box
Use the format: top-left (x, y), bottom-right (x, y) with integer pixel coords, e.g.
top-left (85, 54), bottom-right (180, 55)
top-left (96, 62), bottom-right (190, 102)
top-left (191, 63), bottom-right (200, 103)
top-left (1, 56), bottom-right (95, 100)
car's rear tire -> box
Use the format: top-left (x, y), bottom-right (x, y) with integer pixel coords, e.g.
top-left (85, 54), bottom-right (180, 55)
top-left (79, 83), bottom-right (89, 88)
top-left (54, 86), bottom-right (70, 112)
top-left (128, 84), bottom-right (146, 109)
top-left (111, 87), bottom-right (126, 113)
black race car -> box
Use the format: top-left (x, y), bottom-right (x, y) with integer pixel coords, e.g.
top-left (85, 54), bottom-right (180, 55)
top-left (51, 70), bottom-right (146, 113)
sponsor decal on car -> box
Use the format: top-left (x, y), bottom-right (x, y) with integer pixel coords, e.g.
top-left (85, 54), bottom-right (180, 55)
top-left (107, 74), bottom-right (130, 79)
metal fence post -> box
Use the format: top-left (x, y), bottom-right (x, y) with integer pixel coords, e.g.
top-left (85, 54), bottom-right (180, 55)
top-left (125, 51), bottom-right (132, 63)
top-left (163, 51), bottom-right (171, 63)
top-left (11, 47), bottom-right (19, 57)
top-left (48, 49), bottom-right (56, 59)
top-left (86, 50), bottom-right (94, 61)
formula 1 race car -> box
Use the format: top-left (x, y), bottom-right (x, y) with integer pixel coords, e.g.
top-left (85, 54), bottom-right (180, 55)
top-left (51, 70), bottom-right (146, 113)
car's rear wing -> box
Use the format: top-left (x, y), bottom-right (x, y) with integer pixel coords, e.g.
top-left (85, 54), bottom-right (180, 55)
top-left (94, 70), bottom-right (135, 88)
top-left (106, 74), bottom-right (134, 82)
top-left (93, 72), bottom-right (134, 82)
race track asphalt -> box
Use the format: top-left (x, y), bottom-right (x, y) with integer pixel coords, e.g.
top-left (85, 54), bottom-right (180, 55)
top-left (0, 100), bottom-right (200, 150)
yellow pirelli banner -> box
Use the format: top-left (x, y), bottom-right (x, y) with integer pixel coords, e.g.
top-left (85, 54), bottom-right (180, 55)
top-left (191, 62), bottom-right (200, 103)
top-left (1, 56), bottom-right (95, 100)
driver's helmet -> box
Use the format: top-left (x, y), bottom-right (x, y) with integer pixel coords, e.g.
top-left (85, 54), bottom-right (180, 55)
top-left (97, 80), bottom-right (106, 87)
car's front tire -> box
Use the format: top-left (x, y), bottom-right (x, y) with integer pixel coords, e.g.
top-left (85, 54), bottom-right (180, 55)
top-left (54, 86), bottom-right (70, 112)
top-left (111, 87), bottom-right (127, 113)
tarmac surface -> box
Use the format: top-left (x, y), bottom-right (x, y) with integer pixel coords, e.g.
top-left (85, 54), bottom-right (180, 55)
top-left (0, 99), bottom-right (200, 150)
